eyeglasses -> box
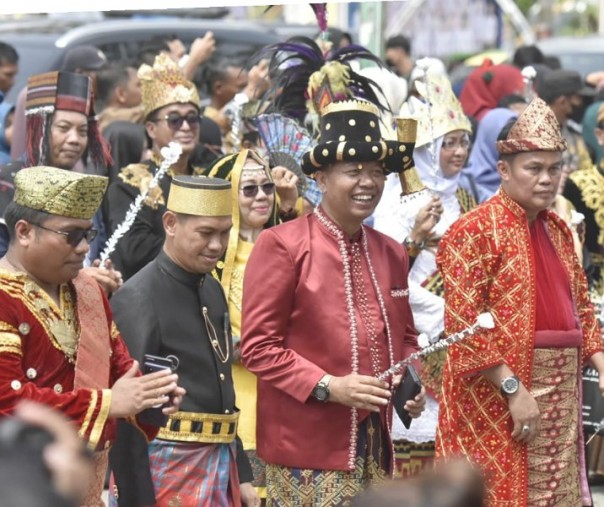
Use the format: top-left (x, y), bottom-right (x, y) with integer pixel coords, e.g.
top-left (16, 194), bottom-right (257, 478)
top-left (152, 112), bottom-right (201, 130)
top-left (240, 182), bottom-right (276, 198)
top-left (33, 223), bottom-right (98, 247)
top-left (441, 136), bottom-right (471, 151)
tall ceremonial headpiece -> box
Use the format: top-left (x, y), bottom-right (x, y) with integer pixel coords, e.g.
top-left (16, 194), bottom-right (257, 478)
top-left (496, 97), bottom-right (566, 154)
top-left (14, 166), bottom-right (108, 220)
top-left (138, 53), bottom-right (200, 119)
top-left (25, 71), bottom-right (111, 169)
top-left (402, 74), bottom-right (472, 150)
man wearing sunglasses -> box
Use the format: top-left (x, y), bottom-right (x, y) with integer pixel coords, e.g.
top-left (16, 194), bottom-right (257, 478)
top-left (106, 53), bottom-right (206, 281)
top-left (0, 165), bottom-right (186, 506)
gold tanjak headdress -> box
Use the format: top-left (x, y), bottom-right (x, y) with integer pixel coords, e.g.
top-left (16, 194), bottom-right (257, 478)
top-left (400, 75), bottom-right (472, 149)
top-left (138, 54), bottom-right (200, 119)
top-left (496, 97), bottom-right (566, 154)
top-left (167, 176), bottom-right (232, 217)
top-left (14, 166), bottom-right (108, 220)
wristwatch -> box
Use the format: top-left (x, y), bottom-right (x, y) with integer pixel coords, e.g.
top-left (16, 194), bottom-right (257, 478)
top-left (312, 374), bottom-right (333, 402)
top-left (500, 375), bottom-right (520, 396)
top-left (403, 236), bottom-right (425, 257)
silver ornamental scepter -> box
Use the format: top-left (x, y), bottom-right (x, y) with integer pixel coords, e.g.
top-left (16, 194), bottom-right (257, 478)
top-left (377, 312), bottom-right (495, 381)
top-left (99, 142), bottom-right (183, 266)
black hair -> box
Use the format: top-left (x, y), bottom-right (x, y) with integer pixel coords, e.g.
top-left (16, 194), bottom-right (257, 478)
top-left (512, 45), bottom-right (544, 69)
top-left (497, 94), bottom-right (528, 109)
top-left (95, 61), bottom-right (134, 108)
top-left (200, 58), bottom-right (244, 96)
top-left (543, 55), bottom-right (561, 70)
top-left (0, 42), bottom-right (18, 66)
top-left (136, 37), bottom-right (171, 67)
top-left (496, 118), bottom-right (518, 162)
top-left (4, 202), bottom-right (49, 242)
top-left (385, 35), bottom-right (411, 55)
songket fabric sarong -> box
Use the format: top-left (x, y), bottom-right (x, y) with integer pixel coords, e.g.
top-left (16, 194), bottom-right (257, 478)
top-left (265, 413), bottom-right (388, 507)
top-left (527, 346), bottom-right (584, 506)
top-left (148, 440), bottom-right (240, 507)
top-left (393, 440), bottom-right (435, 478)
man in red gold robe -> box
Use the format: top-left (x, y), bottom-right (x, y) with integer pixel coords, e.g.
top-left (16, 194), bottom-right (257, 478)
top-left (240, 96), bottom-right (426, 505)
top-left (436, 97), bottom-right (604, 506)
top-left (0, 166), bottom-right (185, 506)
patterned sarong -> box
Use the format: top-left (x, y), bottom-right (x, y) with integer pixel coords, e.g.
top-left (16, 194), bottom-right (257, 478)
top-left (393, 440), bottom-right (435, 478)
top-left (149, 440), bottom-right (240, 507)
top-left (527, 347), bottom-right (585, 506)
top-left (265, 413), bottom-right (388, 507)
top-left (81, 450), bottom-right (109, 507)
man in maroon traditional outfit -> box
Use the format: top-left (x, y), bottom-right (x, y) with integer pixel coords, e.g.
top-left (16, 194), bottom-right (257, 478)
top-left (436, 97), bottom-right (604, 506)
top-left (240, 97), bottom-right (426, 505)
top-left (0, 166), bottom-right (185, 506)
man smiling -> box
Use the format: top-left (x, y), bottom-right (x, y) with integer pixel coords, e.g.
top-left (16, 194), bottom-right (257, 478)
top-left (105, 53), bottom-right (204, 281)
top-left (240, 98), bottom-right (426, 506)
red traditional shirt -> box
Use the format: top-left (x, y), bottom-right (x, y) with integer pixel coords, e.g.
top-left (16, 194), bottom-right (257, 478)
top-left (241, 210), bottom-right (419, 471)
top-left (435, 190), bottom-right (602, 506)
top-left (0, 270), bottom-right (156, 451)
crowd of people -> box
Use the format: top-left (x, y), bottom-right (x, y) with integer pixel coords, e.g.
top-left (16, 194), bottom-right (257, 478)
top-left (0, 16), bottom-right (602, 507)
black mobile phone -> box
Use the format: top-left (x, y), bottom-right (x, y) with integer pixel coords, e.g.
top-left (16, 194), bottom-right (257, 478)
top-left (143, 354), bottom-right (179, 375)
top-left (139, 354), bottom-right (180, 427)
top-left (393, 364), bottom-right (422, 429)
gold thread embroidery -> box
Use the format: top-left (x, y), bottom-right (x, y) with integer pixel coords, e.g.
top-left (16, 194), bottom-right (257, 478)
top-left (88, 389), bottom-right (112, 450)
top-left (79, 389), bottom-right (98, 441)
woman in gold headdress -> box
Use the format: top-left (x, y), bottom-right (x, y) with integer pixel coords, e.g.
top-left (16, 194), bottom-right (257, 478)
top-left (204, 149), bottom-right (299, 499)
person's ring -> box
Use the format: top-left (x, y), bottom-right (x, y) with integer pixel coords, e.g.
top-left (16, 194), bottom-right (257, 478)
top-left (522, 425), bottom-right (530, 433)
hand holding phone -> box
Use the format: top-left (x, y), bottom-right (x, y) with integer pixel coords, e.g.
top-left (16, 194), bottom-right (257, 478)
top-left (393, 365), bottom-right (422, 429)
top-left (139, 354), bottom-right (180, 426)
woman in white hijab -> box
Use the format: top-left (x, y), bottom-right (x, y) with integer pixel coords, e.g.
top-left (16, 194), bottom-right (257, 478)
top-left (373, 74), bottom-right (474, 478)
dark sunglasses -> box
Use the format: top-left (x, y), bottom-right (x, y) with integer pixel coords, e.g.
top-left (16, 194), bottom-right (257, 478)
top-left (34, 223), bottom-right (98, 247)
top-left (240, 182), bottom-right (276, 198)
top-left (153, 112), bottom-right (201, 130)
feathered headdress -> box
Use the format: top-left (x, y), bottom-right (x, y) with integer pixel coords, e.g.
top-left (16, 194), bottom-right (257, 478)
top-left (257, 36), bottom-right (389, 130)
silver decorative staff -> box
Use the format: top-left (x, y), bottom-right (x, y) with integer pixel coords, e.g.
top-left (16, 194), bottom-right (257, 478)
top-left (377, 312), bottom-right (495, 381)
top-left (99, 142), bottom-right (183, 266)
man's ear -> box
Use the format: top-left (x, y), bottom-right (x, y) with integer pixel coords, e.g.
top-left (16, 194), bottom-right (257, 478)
top-left (497, 159), bottom-right (511, 182)
top-left (14, 220), bottom-right (36, 247)
top-left (162, 211), bottom-right (178, 237)
top-left (314, 170), bottom-right (328, 194)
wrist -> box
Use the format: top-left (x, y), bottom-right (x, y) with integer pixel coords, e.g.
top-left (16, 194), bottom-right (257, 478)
top-left (311, 374), bottom-right (333, 402)
top-left (403, 236), bottom-right (424, 257)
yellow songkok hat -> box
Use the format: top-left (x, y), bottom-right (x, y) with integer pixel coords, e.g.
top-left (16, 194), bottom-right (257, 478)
top-left (400, 75), bottom-right (472, 149)
top-left (138, 53), bottom-right (200, 119)
top-left (167, 176), bottom-right (232, 217)
top-left (496, 97), bottom-right (567, 154)
top-left (14, 166), bottom-right (108, 220)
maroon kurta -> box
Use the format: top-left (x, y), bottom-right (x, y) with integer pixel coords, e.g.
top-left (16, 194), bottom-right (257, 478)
top-left (241, 211), bottom-right (418, 471)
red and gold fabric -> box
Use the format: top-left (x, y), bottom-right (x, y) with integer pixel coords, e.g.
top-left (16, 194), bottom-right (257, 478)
top-left (435, 189), bottom-right (601, 507)
top-left (0, 269), bottom-right (157, 451)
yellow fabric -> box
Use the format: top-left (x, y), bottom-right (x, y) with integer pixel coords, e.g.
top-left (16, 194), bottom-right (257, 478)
top-left (167, 183), bottom-right (232, 217)
top-left (14, 166), bottom-right (108, 220)
top-left (229, 239), bottom-right (257, 451)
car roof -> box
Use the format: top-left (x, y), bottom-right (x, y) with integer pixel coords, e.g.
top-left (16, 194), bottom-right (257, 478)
top-left (1, 18), bottom-right (283, 103)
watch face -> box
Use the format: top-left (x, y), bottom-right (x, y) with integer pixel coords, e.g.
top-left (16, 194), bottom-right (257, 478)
top-left (502, 377), bottom-right (519, 394)
top-left (314, 386), bottom-right (329, 401)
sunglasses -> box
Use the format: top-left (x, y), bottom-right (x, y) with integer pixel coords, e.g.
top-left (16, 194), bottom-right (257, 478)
top-left (240, 182), bottom-right (276, 198)
top-left (34, 223), bottom-right (98, 247)
top-left (152, 112), bottom-right (201, 130)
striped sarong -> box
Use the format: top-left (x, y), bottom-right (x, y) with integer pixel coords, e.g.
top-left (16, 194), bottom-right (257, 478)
top-left (149, 440), bottom-right (240, 507)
